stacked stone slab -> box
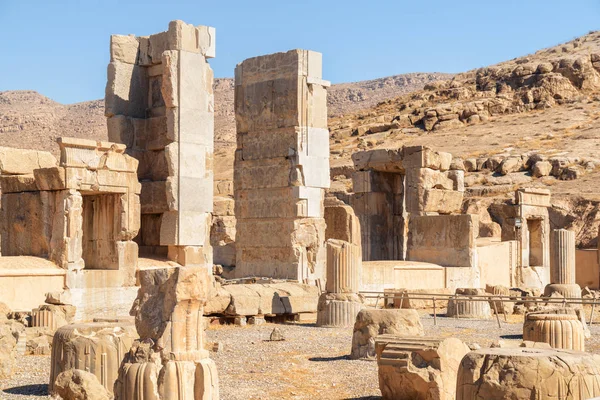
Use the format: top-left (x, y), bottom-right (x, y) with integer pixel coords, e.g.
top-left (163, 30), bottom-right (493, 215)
top-left (376, 336), bottom-right (470, 400)
top-left (49, 322), bottom-right (137, 396)
top-left (446, 288), bottom-right (492, 318)
top-left (106, 20), bottom-right (215, 266)
top-left (523, 312), bottom-right (585, 350)
top-left (316, 239), bottom-right (364, 327)
top-left (456, 347), bottom-right (600, 399)
top-left (233, 49), bottom-right (330, 282)
top-left (349, 146), bottom-right (464, 261)
top-left (545, 229), bottom-right (581, 298)
top-left (114, 266), bottom-right (219, 399)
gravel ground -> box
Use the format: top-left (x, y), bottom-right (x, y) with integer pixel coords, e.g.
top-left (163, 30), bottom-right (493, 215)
top-left (3, 311), bottom-right (600, 399)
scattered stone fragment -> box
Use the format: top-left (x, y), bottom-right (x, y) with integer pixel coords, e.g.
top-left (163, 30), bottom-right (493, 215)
top-left (270, 328), bottom-right (285, 341)
top-left (53, 369), bottom-right (111, 400)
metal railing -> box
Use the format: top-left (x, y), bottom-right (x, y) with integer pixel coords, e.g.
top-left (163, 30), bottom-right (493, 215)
top-left (359, 290), bottom-right (600, 328)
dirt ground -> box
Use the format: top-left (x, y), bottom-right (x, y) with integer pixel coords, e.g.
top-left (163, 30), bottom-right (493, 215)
top-left (3, 310), bottom-right (600, 400)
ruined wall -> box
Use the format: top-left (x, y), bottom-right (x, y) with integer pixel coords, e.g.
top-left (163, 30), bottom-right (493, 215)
top-left (349, 146), bottom-right (464, 261)
top-left (407, 214), bottom-right (478, 269)
top-left (106, 20), bottom-right (215, 266)
top-left (233, 50), bottom-right (330, 282)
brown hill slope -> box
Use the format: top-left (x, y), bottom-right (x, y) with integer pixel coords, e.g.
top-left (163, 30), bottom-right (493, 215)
top-left (0, 73), bottom-right (449, 157)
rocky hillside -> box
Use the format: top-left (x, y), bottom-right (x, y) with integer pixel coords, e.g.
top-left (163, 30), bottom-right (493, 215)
top-left (327, 31), bottom-right (600, 247)
top-left (0, 73), bottom-right (449, 157)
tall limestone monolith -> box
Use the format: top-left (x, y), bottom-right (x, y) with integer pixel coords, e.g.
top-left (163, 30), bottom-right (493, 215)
top-left (234, 49), bottom-right (330, 283)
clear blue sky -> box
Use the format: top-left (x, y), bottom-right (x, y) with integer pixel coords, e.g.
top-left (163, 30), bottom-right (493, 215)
top-left (1, 0), bottom-right (599, 104)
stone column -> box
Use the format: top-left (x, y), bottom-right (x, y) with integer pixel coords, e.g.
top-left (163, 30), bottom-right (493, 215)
top-left (545, 228), bottom-right (580, 298)
top-left (550, 229), bottom-right (576, 284)
top-left (106, 20), bottom-right (215, 267)
top-left (325, 239), bottom-right (361, 294)
top-left (316, 239), bottom-right (363, 327)
top-left (234, 49), bottom-right (330, 282)
top-left (114, 266), bottom-right (219, 399)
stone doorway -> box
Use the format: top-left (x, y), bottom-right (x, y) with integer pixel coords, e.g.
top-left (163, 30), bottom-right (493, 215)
top-left (81, 193), bottom-right (121, 270)
top-left (527, 218), bottom-right (544, 267)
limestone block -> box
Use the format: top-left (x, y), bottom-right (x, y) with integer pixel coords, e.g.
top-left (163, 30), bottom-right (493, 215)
top-left (325, 239), bottom-right (361, 293)
top-left (236, 217), bottom-right (325, 249)
top-left (240, 127), bottom-right (329, 161)
top-left (110, 34), bottom-right (141, 65)
top-left (235, 187), bottom-right (323, 219)
top-left (456, 347), bottom-right (600, 400)
top-left (167, 245), bottom-right (212, 266)
top-left (205, 282), bottom-right (232, 315)
top-left (324, 201), bottom-right (361, 247)
top-left (351, 148), bottom-right (404, 172)
top-left (350, 309), bottom-right (424, 360)
top-left (447, 169), bottom-right (465, 192)
top-left (420, 188), bottom-right (463, 214)
top-left (0, 147), bottom-right (57, 175)
top-left (213, 196), bottom-right (234, 216)
top-left (411, 168), bottom-right (454, 191)
top-left (1, 191), bottom-right (54, 257)
top-left (160, 210), bottom-right (211, 247)
top-left (0, 174), bottom-right (38, 193)
top-left (179, 52), bottom-right (214, 112)
top-left (108, 115), bottom-right (135, 149)
top-left (403, 146), bottom-right (451, 171)
top-left (223, 283), bottom-right (319, 316)
top-left (140, 181), bottom-right (169, 214)
top-left (49, 322), bottom-right (137, 395)
top-left (235, 50), bottom-right (328, 132)
top-left (516, 188), bottom-right (551, 207)
top-left (105, 61), bottom-right (149, 118)
top-left (550, 229), bottom-right (576, 284)
top-left (377, 336), bottom-right (470, 400)
top-left (523, 313), bottom-right (585, 351)
top-left (544, 283), bottom-right (582, 298)
top-left (316, 293), bottom-right (363, 328)
top-left (34, 167), bottom-right (67, 191)
top-left (407, 215), bottom-right (477, 268)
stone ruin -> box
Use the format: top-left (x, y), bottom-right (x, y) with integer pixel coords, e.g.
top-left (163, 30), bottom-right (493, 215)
top-left (233, 49), bottom-right (330, 283)
top-left (106, 20), bottom-right (215, 267)
top-left (0, 138), bottom-right (140, 318)
top-left (2, 16), bottom-right (600, 400)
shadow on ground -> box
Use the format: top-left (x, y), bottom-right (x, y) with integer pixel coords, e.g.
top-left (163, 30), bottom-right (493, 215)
top-left (3, 384), bottom-right (48, 396)
top-left (309, 355), bottom-right (350, 362)
top-left (500, 334), bottom-right (523, 340)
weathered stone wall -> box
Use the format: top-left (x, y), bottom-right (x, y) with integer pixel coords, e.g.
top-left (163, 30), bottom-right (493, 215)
top-left (106, 20), bottom-right (215, 266)
top-left (349, 146), bottom-right (464, 262)
top-left (407, 214), bottom-right (478, 269)
top-left (233, 49), bottom-right (330, 282)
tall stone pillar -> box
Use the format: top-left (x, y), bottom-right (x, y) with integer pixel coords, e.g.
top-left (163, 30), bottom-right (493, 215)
top-left (106, 20), bottom-right (215, 266)
top-left (325, 239), bottom-right (361, 294)
top-left (550, 229), bottom-right (576, 284)
top-left (316, 239), bottom-right (364, 327)
top-left (234, 49), bottom-right (330, 282)
top-left (545, 228), bottom-right (580, 298)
